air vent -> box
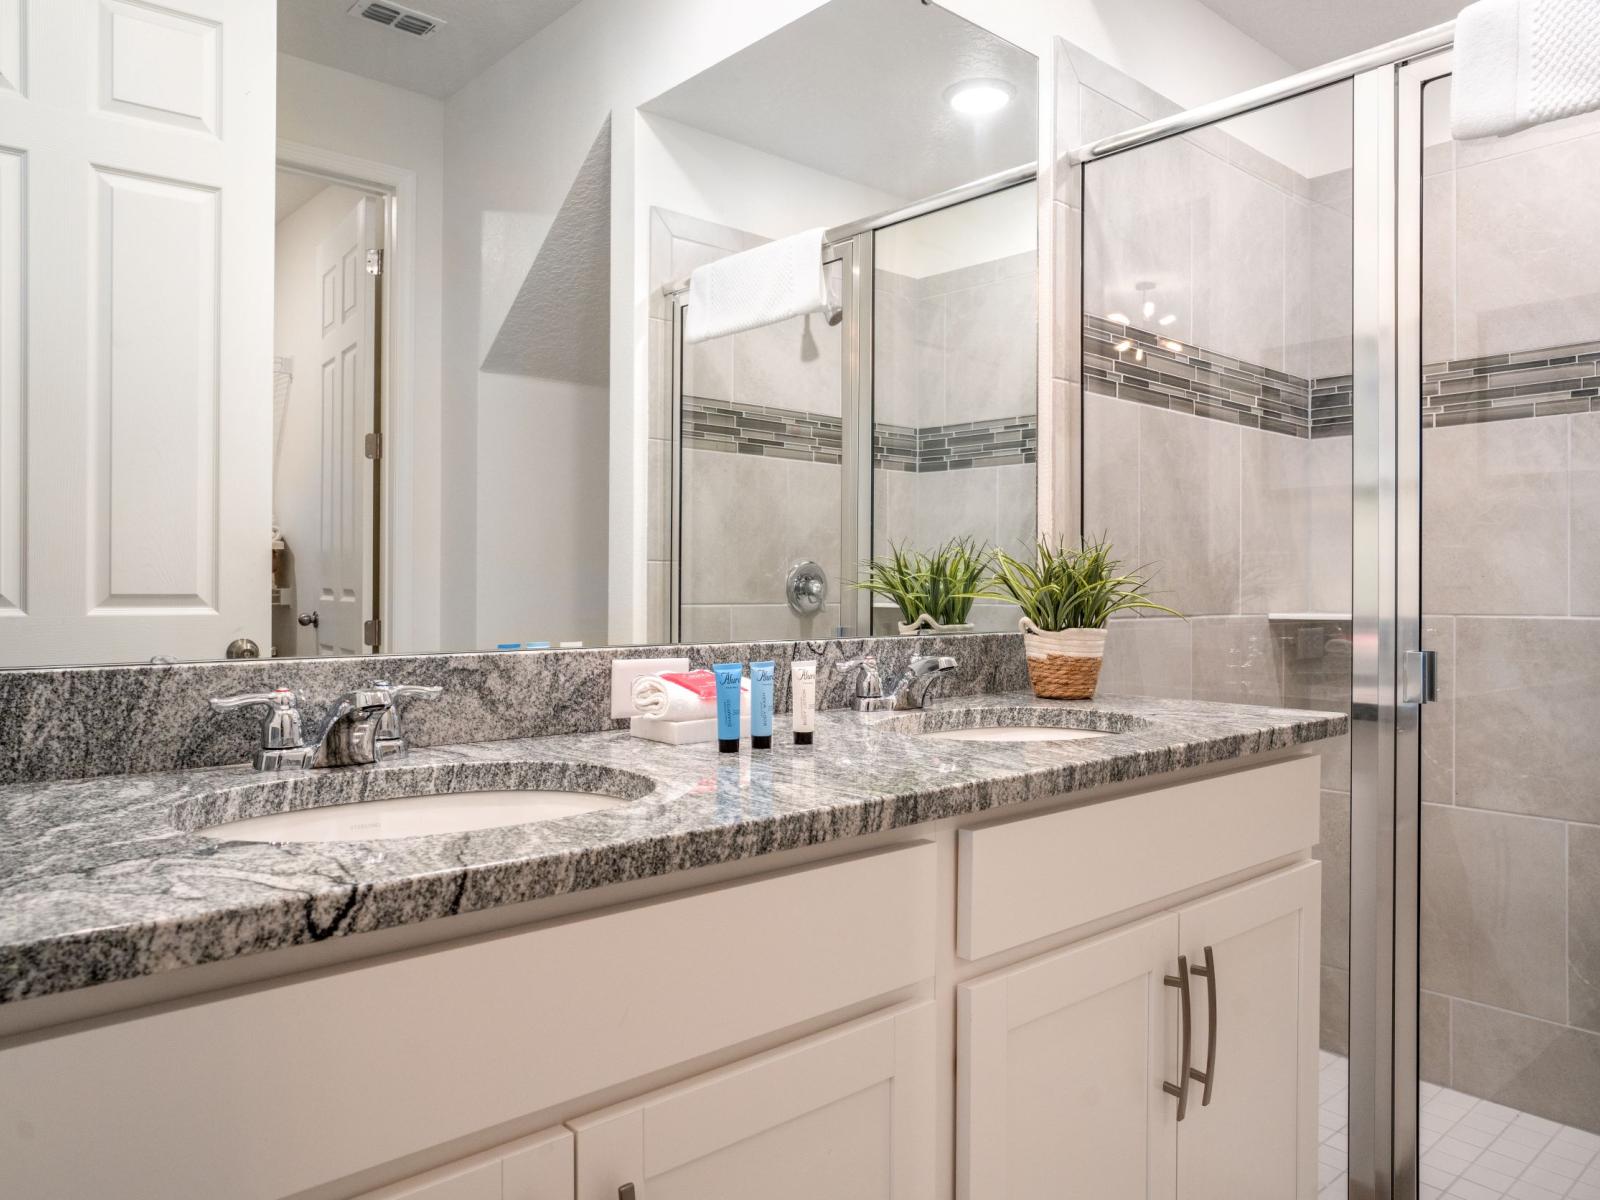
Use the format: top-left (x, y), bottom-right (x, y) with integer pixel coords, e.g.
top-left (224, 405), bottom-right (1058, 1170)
top-left (347, 1), bottom-right (445, 37)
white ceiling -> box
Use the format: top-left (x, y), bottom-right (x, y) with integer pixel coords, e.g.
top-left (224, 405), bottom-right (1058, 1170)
top-left (642, 0), bottom-right (1036, 202)
top-left (1198, 0), bottom-right (1465, 69)
top-left (277, 0), bottom-right (583, 99)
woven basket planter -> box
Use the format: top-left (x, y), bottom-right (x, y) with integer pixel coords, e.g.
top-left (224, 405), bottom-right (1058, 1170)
top-left (1019, 619), bottom-right (1106, 700)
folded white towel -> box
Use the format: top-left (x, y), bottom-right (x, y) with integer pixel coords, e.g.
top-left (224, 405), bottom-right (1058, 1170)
top-left (683, 229), bottom-right (829, 344)
top-left (630, 672), bottom-right (749, 721)
top-left (1453, 0), bottom-right (1600, 139)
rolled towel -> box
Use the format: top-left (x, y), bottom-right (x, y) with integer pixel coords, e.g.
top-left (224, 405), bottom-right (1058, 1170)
top-left (1453, 0), bottom-right (1600, 139)
top-left (630, 670), bottom-right (748, 721)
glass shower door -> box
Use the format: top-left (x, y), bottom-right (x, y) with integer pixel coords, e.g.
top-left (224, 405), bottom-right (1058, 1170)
top-left (677, 257), bottom-right (848, 643)
top-left (1411, 71), bottom-right (1600, 1196)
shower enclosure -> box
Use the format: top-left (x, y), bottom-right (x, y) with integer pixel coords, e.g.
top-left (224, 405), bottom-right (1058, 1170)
top-left (662, 175), bottom-right (1039, 644)
top-left (1074, 22), bottom-right (1600, 1199)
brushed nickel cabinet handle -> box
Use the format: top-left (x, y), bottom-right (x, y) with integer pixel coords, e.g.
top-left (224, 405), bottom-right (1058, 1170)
top-left (1163, 953), bottom-right (1193, 1121)
top-left (1189, 944), bottom-right (1218, 1107)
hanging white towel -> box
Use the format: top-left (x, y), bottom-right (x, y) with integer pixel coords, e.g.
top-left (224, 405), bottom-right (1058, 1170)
top-left (683, 228), bottom-right (829, 344)
top-left (1453, 0), bottom-right (1600, 139)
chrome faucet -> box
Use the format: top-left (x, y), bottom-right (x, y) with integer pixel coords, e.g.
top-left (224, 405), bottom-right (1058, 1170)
top-left (210, 680), bottom-right (442, 771)
top-left (837, 654), bottom-right (957, 712)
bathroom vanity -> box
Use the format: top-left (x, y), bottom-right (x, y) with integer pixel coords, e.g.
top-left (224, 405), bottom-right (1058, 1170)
top-left (0, 691), bottom-right (1342, 1200)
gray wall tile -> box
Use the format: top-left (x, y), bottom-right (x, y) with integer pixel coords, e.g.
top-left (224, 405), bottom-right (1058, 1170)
top-left (1139, 407), bottom-right (1240, 615)
top-left (1421, 802), bottom-right (1568, 1022)
top-left (1421, 991), bottom-right (1452, 1086)
top-left (1422, 418), bottom-right (1569, 616)
top-left (944, 272), bottom-right (1036, 424)
top-left (1241, 430), bottom-right (1310, 613)
top-left (1098, 615), bottom-right (1192, 699)
top-left (1315, 788), bottom-right (1351, 972)
top-left (1190, 615), bottom-right (1282, 705)
top-left (1455, 617), bottom-right (1600, 823)
top-left (1451, 999), bottom-right (1600, 1132)
top-left (1421, 615), bottom-right (1455, 807)
top-left (1322, 966), bottom-right (1350, 1056)
top-left (1083, 391), bottom-right (1140, 562)
top-left (1571, 412), bottom-right (1600, 615)
top-left (1570, 823), bottom-right (1600, 1032)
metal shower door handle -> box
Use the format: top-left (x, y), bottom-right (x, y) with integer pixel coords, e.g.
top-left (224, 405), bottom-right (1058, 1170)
top-left (1190, 944), bottom-right (1218, 1106)
top-left (1164, 953), bottom-right (1193, 1121)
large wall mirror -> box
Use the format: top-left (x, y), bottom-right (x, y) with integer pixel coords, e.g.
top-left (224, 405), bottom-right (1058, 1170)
top-left (0, 0), bottom-right (1038, 669)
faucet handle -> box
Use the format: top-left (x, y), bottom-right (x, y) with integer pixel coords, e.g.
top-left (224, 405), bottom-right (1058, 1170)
top-left (371, 680), bottom-right (442, 744)
top-left (836, 655), bottom-right (884, 699)
top-left (209, 688), bottom-right (305, 751)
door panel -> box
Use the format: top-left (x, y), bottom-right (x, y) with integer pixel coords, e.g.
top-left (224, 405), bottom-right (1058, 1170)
top-left (958, 912), bottom-right (1180, 1199)
top-left (313, 195), bottom-right (379, 656)
top-left (572, 1001), bottom-right (935, 1200)
top-left (0, 0), bottom-right (273, 666)
top-left (1176, 862), bottom-right (1320, 1200)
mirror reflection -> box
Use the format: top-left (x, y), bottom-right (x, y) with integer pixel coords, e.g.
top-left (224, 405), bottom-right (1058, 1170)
top-left (0, 0), bottom-right (1037, 669)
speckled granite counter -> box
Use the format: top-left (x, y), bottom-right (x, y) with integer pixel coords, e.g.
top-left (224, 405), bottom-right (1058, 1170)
top-left (0, 692), bottom-right (1346, 1005)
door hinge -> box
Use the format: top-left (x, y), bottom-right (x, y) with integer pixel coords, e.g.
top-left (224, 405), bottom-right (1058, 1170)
top-left (366, 248), bottom-right (384, 276)
top-left (363, 617), bottom-right (381, 648)
top-left (1402, 649), bottom-right (1438, 705)
top-left (364, 432), bottom-right (382, 460)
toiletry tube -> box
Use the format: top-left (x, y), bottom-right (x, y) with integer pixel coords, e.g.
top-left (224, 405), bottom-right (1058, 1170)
top-left (713, 663), bottom-right (745, 753)
top-left (791, 661), bottom-right (816, 745)
top-left (749, 661), bottom-right (775, 749)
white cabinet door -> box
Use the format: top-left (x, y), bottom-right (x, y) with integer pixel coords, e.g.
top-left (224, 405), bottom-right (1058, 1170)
top-left (312, 194), bottom-right (379, 655)
top-left (358, 1126), bottom-right (574, 1200)
top-left (1175, 861), bottom-right (1321, 1200)
top-left (957, 912), bottom-right (1181, 1200)
top-left (570, 1001), bottom-right (935, 1200)
top-left (0, 0), bottom-right (274, 666)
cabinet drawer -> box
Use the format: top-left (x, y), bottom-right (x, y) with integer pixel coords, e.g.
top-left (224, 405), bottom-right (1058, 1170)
top-left (957, 756), bottom-right (1319, 960)
top-left (0, 842), bottom-right (937, 1200)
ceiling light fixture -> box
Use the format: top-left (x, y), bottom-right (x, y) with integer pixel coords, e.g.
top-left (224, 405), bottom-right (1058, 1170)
top-left (1158, 313), bottom-right (1177, 327)
top-left (1107, 311), bottom-right (1130, 325)
top-left (944, 79), bottom-right (1015, 116)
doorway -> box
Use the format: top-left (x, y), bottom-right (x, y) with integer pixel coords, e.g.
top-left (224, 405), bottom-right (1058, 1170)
top-left (272, 167), bottom-right (387, 657)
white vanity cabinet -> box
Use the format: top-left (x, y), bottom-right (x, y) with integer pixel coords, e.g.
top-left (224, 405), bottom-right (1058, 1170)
top-left (356, 1128), bottom-right (574, 1200)
top-left (956, 860), bottom-right (1321, 1199)
top-left (0, 751), bottom-right (1326, 1200)
top-left (570, 1001), bottom-right (936, 1200)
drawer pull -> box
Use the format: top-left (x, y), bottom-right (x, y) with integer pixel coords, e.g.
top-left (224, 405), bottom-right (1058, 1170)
top-left (619, 1186), bottom-right (636, 1199)
top-left (1163, 954), bottom-right (1193, 1121)
top-left (1190, 944), bottom-right (1218, 1106)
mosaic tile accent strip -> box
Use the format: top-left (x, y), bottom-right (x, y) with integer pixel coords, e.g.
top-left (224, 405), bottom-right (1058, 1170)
top-left (917, 415), bottom-right (1038, 471)
top-left (686, 399), bottom-right (1036, 472)
top-left (1312, 375), bottom-right (1353, 438)
top-left (1423, 338), bottom-right (1600, 426)
top-left (683, 397), bottom-right (842, 464)
top-left (1084, 314), bottom-right (1313, 437)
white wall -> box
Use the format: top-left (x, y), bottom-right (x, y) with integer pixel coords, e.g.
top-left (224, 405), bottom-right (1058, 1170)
top-left (277, 54), bottom-right (446, 653)
top-left (475, 374), bottom-right (611, 647)
top-left (637, 114), bottom-right (906, 244)
top-left (272, 184), bottom-right (369, 657)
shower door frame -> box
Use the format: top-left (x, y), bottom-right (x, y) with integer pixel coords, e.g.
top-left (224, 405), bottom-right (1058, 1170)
top-left (1070, 24), bottom-right (1456, 1200)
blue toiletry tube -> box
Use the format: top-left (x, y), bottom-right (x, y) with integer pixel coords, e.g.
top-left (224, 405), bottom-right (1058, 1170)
top-left (713, 663), bottom-right (744, 753)
top-left (749, 661), bottom-right (775, 749)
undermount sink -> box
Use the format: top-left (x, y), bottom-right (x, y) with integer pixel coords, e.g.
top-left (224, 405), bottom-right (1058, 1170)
top-left (195, 789), bottom-right (629, 843)
top-left (919, 725), bottom-right (1109, 743)
top-left (176, 761), bottom-right (655, 844)
top-left (875, 704), bottom-right (1151, 744)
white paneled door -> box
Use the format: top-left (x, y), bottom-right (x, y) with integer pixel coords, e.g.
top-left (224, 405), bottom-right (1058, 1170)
top-left (0, 0), bottom-right (273, 666)
top-left (310, 195), bottom-right (379, 656)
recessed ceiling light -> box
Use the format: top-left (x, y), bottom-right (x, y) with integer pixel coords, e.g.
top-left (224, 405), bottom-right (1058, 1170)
top-left (945, 79), bottom-right (1014, 116)
top-left (1106, 311), bottom-right (1130, 325)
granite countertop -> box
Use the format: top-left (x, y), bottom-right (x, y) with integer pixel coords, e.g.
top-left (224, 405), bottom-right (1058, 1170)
top-left (0, 692), bottom-right (1346, 1005)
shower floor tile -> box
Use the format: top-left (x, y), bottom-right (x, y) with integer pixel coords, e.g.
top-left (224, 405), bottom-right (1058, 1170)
top-left (1319, 1052), bottom-right (1600, 1200)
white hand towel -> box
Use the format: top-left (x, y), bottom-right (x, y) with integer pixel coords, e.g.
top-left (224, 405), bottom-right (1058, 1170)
top-left (630, 672), bottom-right (749, 721)
top-left (1453, 0), bottom-right (1600, 139)
top-left (683, 229), bottom-right (829, 344)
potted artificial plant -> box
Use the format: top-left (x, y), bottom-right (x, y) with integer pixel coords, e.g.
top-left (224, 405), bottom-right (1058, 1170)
top-left (979, 537), bottom-right (1181, 699)
top-left (854, 538), bottom-right (990, 635)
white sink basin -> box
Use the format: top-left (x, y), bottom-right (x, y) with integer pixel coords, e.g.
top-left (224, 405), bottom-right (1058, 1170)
top-left (196, 789), bottom-right (628, 843)
top-left (918, 726), bottom-right (1109, 743)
